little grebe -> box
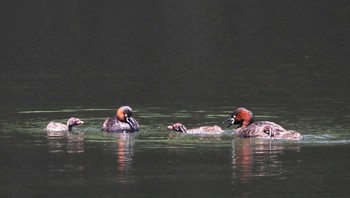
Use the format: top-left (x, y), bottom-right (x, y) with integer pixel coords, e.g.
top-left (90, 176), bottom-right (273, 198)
top-left (102, 106), bottom-right (139, 133)
top-left (225, 107), bottom-right (302, 140)
top-left (167, 123), bottom-right (224, 134)
top-left (46, 117), bottom-right (84, 131)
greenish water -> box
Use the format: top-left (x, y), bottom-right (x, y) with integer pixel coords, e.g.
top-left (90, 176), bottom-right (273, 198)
top-left (1, 107), bottom-right (350, 197)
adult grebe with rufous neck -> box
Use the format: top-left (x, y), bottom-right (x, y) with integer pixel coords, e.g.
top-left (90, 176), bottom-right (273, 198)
top-left (102, 106), bottom-right (139, 133)
top-left (225, 107), bottom-right (302, 140)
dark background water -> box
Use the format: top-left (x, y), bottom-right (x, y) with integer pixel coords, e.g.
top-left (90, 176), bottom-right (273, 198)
top-left (1, 0), bottom-right (350, 197)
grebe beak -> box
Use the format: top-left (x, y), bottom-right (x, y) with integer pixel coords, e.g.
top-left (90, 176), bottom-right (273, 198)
top-left (126, 116), bottom-right (138, 129)
top-left (224, 117), bottom-right (235, 128)
top-left (179, 125), bottom-right (187, 133)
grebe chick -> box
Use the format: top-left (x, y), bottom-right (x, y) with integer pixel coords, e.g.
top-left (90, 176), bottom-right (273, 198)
top-left (225, 107), bottom-right (302, 140)
top-left (167, 123), bottom-right (224, 134)
top-left (46, 117), bottom-right (84, 132)
top-left (102, 106), bottom-right (139, 133)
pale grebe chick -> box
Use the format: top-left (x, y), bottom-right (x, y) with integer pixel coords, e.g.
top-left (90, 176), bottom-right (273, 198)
top-left (167, 123), bottom-right (224, 134)
top-left (46, 117), bottom-right (84, 132)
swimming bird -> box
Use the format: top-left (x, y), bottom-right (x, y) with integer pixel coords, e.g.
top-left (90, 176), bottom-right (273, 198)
top-left (102, 106), bottom-right (139, 133)
top-left (46, 117), bottom-right (84, 131)
top-left (225, 107), bottom-right (302, 140)
top-left (167, 123), bottom-right (224, 134)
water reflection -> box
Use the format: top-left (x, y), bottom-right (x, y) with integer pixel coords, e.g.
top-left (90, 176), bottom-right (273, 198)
top-left (47, 130), bottom-right (84, 154)
top-left (232, 138), bottom-right (300, 183)
top-left (67, 132), bottom-right (85, 154)
top-left (112, 133), bottom-right (135, 172)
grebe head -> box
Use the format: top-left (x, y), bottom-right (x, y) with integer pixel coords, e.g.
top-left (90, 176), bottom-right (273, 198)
top-left (225, 107), bottom-right (253, 128)
top-left (67, 117), bottom-right (84, 131)
top-left (167, 123), bottom-right (187, 133)
top-left (67, 117), bottom-right (84, 126)
top-left (116, 106), bottom-right (138, 129)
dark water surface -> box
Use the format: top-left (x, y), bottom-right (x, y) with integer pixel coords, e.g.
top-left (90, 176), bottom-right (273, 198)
top-left (1, 1), bottom-right (350, 197)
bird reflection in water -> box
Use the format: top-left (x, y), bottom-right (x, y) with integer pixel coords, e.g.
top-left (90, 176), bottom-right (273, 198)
top-left (231, 138), bottom-right (300, 183)
top-left (113, 133), bottom-right (135, 172)
top-left (47, 130), bottom-right (84, 154)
